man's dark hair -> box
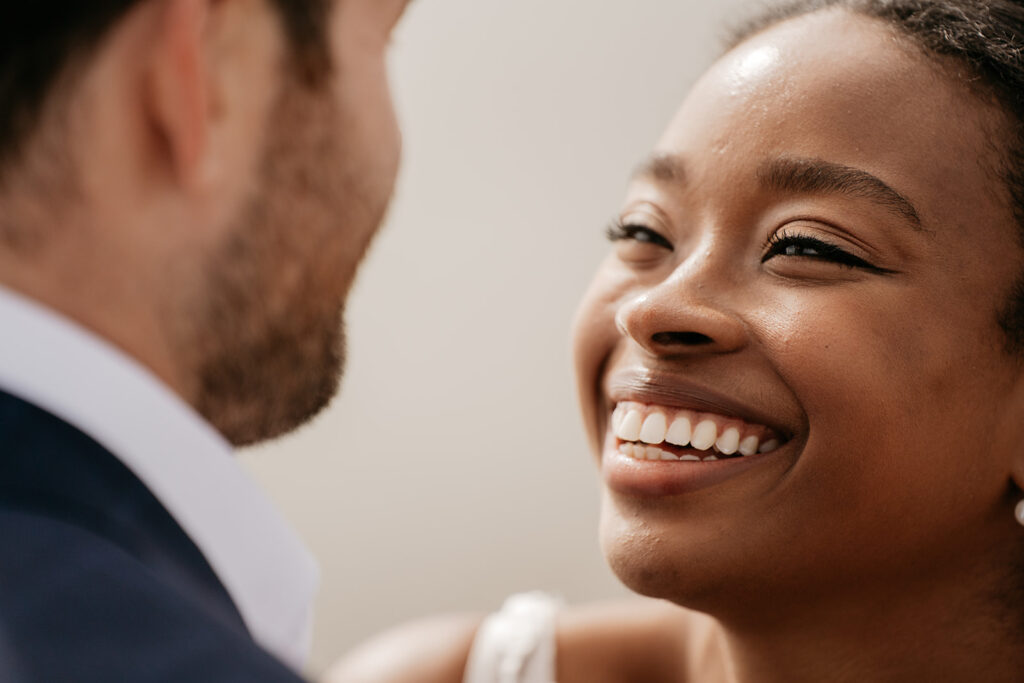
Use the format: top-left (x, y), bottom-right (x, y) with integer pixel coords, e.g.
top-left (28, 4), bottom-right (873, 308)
top-left (0, 1), bottom-right (332, 174)
top-left (730, 0), bottom-right (1024, 352)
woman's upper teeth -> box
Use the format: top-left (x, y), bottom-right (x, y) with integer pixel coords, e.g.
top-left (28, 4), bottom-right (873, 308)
top-left (612, 401), bottom-right (781, 455)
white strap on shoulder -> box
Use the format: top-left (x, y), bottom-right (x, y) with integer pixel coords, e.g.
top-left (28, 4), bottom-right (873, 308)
top-left (463, 592), bottom-right (563, 683)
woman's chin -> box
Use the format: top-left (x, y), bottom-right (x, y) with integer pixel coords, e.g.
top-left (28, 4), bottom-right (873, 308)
top-left (599, 505), bottom-right (737, 611)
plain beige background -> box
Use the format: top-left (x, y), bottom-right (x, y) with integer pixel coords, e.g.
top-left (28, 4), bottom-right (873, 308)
top-left (241, 0), bottom-right (755, 673)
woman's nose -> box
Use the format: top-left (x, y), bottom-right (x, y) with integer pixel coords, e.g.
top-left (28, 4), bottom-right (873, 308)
top-left (615, 271), bottom-right (747, 357)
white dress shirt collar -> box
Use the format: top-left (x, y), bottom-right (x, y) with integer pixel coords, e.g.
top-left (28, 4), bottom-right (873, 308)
top-left (0, 285), bottom-right (318, 671)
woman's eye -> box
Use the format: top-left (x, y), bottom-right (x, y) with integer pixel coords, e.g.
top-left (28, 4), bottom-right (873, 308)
top-left (762, 232), bottom-right (878, 270)
top-left (606, 222), bottom-right (673, 251)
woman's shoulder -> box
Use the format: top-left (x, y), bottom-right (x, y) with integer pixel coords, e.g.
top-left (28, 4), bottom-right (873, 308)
top-left (556, 598), bottom-right (723, 683)
top-left (325, 597), bottom-right (724, 683)
top-left (324, 612), bottom-right (485, 683)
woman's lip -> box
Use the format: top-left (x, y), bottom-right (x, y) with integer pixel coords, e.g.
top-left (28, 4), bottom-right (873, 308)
top-left (601, 431), bottom-right (785, 497)
top-left (603, 368), bottom-right (793, 439)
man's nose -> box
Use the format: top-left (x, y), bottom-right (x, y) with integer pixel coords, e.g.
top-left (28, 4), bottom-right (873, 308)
top-left (615, 262), bottom-right (747, 357)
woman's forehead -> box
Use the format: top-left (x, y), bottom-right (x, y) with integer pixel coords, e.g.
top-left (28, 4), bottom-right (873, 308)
top-left (651, 8), bottom-right (1012, 239)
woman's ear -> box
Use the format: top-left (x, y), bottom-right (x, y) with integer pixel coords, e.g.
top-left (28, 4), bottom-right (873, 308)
top-left (1004, 374), bottom-right (1024, 522)
top-left (1010, 449), bottom-right (1024, 523)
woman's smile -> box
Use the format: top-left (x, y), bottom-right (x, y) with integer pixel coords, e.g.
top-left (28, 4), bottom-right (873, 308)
top-left (596, 369), bottom-right (799, 495)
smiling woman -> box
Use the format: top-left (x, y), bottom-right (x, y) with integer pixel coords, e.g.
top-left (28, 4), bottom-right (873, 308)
top-left (329, 1), bottom-right (1024, 682)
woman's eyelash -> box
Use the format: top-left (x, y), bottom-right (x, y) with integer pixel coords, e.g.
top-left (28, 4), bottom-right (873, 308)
top-left (607, 223), bottom-right (890, 272)
top-left (763, 231), bottom-right (882, 270)
top-left (605, 221), bottom-right (674, 250)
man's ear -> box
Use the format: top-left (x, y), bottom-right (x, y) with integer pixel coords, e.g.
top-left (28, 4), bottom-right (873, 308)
top-left (145, 0), bottom-right (211, 189)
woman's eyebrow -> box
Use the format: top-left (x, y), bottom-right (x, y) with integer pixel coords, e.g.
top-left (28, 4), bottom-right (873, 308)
top-left (631, 153), bottom-right (924, 231)
top-left (757, 156), bottom-right (924, 230)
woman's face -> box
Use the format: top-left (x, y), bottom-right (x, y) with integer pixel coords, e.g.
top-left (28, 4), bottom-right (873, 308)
top-left (573, 8), bottom-right (1024, 617)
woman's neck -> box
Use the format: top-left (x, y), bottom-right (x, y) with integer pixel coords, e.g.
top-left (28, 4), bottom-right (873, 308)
top-left (702, 570), bottom-right (1024, 683)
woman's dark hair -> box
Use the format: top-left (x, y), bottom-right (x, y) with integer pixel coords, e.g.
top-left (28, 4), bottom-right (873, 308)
top-left (0, 1), bottom-right (332, 173)
top-left (731, 0), bottom-right (1024, 352)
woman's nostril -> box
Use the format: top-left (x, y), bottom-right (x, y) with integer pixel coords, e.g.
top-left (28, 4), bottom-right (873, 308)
top-left (651, 331), bottom-right (714, 346)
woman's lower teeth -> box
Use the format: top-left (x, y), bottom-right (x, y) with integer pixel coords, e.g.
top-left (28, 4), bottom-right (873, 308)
top-left (619, 443), bottom-right (721, 461)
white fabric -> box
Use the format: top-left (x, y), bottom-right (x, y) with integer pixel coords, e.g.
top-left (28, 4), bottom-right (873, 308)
top-left (463, 592), bottom-right (562, 683)
top-left (0, 285), bottom-right (318, 671)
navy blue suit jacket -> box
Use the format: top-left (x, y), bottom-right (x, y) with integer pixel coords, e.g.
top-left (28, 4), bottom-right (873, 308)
top-left (0, 390), bottom-right (306, 682)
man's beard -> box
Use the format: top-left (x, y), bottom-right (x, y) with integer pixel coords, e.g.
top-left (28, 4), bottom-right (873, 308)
top-left (183, 79), bottom-right (382, 447)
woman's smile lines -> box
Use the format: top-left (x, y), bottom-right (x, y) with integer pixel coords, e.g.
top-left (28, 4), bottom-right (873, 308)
top-left (611, 402), bottom-right (781, 462)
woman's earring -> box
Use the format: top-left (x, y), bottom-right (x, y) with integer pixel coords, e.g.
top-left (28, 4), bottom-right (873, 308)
top-left (1016, 499), bottom-right (1024, 527)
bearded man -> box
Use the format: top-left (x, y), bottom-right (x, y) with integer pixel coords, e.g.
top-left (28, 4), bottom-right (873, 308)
top-left (0, 1), bottom-right (409, 680)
